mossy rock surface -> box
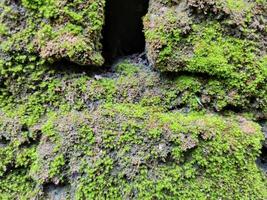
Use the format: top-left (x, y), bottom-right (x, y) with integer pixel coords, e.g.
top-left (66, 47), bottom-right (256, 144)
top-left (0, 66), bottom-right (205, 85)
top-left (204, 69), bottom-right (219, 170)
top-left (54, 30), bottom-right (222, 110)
top-left (0, 0), bottom-right (266, 199)
top-left (144, 0), bottom-right (267, 114)
top-left (0, 0), bottom-right (105, 66)
top-left (0, 59), bottom-right (266, 199)
top-left (0, 103), bottom-right (266, 199)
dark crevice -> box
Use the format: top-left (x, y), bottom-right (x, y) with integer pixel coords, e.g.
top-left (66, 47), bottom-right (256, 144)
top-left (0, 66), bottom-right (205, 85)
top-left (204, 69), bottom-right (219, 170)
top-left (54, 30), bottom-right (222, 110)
top-left (257, 121), bottom-right (267, 173)
top-left (43, 183), bottom-right (70, 200)
top-left (0, 136), bottom-right (10, 147)
top-left (257, 145), bottom-right (267, 174)
top-left (260, 145), bottom-right (267, 163)
top-left (102, 0), bottom-right (149, 65)
top-left (50, 59), bottom-right (111, 74)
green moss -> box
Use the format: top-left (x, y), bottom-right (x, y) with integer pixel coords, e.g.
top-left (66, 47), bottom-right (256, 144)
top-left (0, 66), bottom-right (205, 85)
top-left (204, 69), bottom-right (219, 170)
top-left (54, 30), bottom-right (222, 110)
top-left (21, 0), bottom-right (58, 18)
top-left (0, 0), bottom-right (105, 66)
top-left (73, 103), bottom-right (267, 199)
top-left (145, 3), bottom-right (267, 112)
top-left (0, 169), bottom-right (37, 199)
top-left (0, 137), bottom-right (38, 199)
top-left (0, 23), bottom-right (7, 36)
top-left (115, 61), bottom-right (141, 76)
top-left (225, 0), bottom-right (250, 11)
top-left (49, 154), bottom-right (65, 179)
top-left (8, 101), bottom-right (263, 199)
top-left (0, 0), bottom-right (266, 197)
top-left (0, 80), bottom-right (266, 199)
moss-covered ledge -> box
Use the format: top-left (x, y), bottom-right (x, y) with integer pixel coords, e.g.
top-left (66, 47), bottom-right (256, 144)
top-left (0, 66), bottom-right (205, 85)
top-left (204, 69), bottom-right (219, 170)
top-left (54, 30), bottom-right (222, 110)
top-left (144, 0), bottom-right (267, 115)
top-left (0, 0), bottom-right (105, 66)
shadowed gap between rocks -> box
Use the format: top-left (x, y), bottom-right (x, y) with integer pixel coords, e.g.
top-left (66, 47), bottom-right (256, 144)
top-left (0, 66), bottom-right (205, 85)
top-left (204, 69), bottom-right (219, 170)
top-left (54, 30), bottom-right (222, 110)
top-left (258, 145), bottom-right (267, 174)
top-left (257, 122), bottom-right (267, 173)
top-left (102, 0), bottom-right (149, 65)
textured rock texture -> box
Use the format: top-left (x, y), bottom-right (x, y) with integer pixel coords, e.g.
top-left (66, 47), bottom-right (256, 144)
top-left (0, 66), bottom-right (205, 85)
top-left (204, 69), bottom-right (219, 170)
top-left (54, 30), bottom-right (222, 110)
top-left (0, 58), bottom-right (266, 199)
top-left (144, 0), bottom-right (267, 115)
top-left (0, 0), bottom-right (266, 199)
top-left (0, 0), bottom-right (105, 66)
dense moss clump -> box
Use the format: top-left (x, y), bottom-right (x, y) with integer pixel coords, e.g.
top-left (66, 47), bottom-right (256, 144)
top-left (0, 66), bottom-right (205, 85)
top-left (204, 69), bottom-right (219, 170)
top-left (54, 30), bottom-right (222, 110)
top-left (0, 0), bottom-right (105, 118)
top-left (0, 0), bottom-right (105, 66)
top-left (0, 59), bottom-right (266, 199)
top-left (144, 0), bottom-right (267, 115)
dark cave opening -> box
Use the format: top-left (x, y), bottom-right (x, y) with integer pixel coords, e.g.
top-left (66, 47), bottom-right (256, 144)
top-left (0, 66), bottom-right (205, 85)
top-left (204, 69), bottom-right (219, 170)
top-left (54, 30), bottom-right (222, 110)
top-left (102, 0), bottom-right (149, 65)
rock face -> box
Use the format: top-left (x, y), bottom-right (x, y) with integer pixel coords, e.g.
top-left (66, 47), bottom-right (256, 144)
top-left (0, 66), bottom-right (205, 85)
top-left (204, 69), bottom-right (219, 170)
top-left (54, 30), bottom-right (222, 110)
top-left (0, 0), bottom-right (105, 66)
top-left (0, 58), bottom-right (266, 199)
top-left (144, 0), bottom-right (267, 115)
top-left (145, 0), bottom-right (267, 70)
top-left (6, 102), bottom-right (267, 199)
top-left (0, 0), bottom-right (267, 199)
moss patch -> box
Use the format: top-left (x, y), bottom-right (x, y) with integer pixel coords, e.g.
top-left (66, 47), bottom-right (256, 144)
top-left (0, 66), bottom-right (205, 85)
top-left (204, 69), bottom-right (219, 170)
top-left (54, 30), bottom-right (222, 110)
top-left (0, 58), bottom-right (266, 199)
top-left (144, 0), bottom-right (267, 115)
